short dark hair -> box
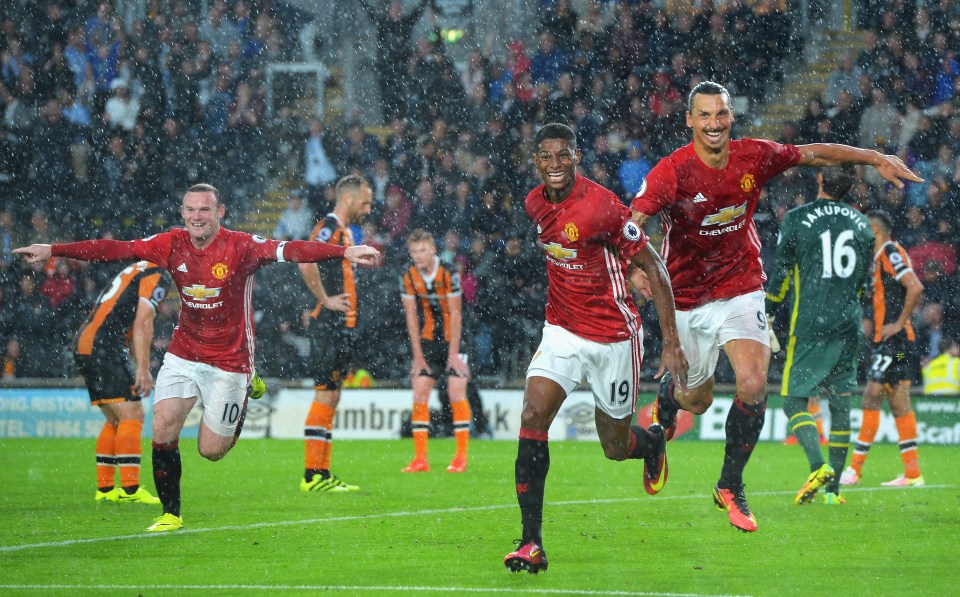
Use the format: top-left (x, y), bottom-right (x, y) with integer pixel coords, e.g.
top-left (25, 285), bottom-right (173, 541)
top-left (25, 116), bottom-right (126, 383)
top-left (820, 167), bottom-right (855, 199)
top-left (867, 210), bottom-right (893, 234)
top-left (687, 80), bottom-right (730, 111)
top-left (186, 183), bottom-right (220, 204)
top-left (335, 174), bottom-right (370, 199)
top-left (534, 123), bottom-right (577, 150)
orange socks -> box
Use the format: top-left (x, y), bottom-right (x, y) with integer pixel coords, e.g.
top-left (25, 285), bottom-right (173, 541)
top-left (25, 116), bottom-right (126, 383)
top-left (895, 412), bottom-right (922, 478)
top-left (411, 403), bottom-right (430, 460)
top-left (451, 400), bottom-right (471, 458)
top-left (96, 422), bottom-right (118, 490)
top-left (305, 402), bottom-right (336, 475)
top-left (850, 409), bottom-right (880, 474)
top-left (116, 420), bottom-right (144, 489)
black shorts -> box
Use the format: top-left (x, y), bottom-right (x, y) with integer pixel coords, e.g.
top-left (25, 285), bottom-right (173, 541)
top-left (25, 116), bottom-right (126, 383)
top-left (309, 310), bottom-right (358, 390)
top-left (416, 339), bottom-right (465, 379)
top-left (75, 351), bottom-right (140, 405)
top-left (866, 335), bottom-right (918, 385)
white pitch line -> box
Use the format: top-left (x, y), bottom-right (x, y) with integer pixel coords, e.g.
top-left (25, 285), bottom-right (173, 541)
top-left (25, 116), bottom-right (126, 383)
top-left (0, 484), bottom-right (952, 554)
top-left (0, 585), bottom-right (751, 597)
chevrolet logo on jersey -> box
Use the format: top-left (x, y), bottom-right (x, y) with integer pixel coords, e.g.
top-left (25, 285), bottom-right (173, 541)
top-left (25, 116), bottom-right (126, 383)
top-left (701, 202), bottom-right (748, 226)
top-left (181, 285), bottom-right (222, 300)
top-left (543, 242), bottom-right (577, 260)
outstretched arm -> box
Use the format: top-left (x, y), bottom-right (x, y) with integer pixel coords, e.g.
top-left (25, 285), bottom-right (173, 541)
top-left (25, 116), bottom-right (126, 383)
top-left (15, 240), bottom-right (137, 264)
top-left (630, 243), bottom-right (687, 390)
top-left (796, 143), bottom-right (923, 189)
top-left (280, 240), bottom-right (380, 266)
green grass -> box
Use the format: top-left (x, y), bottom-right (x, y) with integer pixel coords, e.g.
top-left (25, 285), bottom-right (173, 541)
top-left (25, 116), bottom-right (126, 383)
top-left (1, 438), bottom-right (957, 596)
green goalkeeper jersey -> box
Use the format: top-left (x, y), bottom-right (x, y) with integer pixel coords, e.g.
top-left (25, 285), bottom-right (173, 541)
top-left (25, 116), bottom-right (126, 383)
top-left (765, 198), bottom-right (874, 339)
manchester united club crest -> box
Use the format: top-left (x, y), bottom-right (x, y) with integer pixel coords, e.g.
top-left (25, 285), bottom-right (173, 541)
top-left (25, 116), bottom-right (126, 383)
top-left (564, 222), bottom-right (580, 242)
top-left (740, 173), bottom-right (756, 192)
top-left (211, 262), bottom-right (229, 280)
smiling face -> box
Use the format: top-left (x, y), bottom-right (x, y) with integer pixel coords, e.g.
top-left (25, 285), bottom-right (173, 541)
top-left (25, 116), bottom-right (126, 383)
top-left (533, 137), bottom-right (580, 203)
top-left (686, 91), bottom-right (734, 160)
top-left (181, 190), bottom-right (224, 249)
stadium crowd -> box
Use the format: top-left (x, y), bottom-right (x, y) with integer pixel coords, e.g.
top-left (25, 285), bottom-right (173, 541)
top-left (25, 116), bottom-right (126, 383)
top-left (0, 0), bottom-right (958, 386)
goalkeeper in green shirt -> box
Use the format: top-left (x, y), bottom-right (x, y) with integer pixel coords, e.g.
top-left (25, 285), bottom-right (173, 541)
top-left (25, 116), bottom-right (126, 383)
top-left (765, 167), bottom-right (874, 505)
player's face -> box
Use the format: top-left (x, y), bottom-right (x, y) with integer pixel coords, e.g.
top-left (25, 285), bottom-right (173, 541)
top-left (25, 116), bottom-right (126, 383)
top-left (347, 185), bottom-right (374, 224)
top-left (408, 240), bottom-right (436, 270)
top-left (534, 137), bottom-right (580, 200)
top-left (181, 191), bottom-right (224, 246)
top-left (687, 93), bottom-right (734, 152)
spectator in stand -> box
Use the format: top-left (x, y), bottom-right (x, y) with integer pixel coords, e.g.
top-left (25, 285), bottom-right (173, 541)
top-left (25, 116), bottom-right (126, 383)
top-left (274, 191), bottom-right (314, 241)
top-left (917, 302), bottom-right (948, 363)
top-left (825, 55), bottom-right (863, 108)
top-left (103, 79), bottom-right (139, 131)
top-left (380, 185), bottom-right (413, 245)
top-left (339, 123), bottom-right (381, 174)
top-left (618, 141), bottom-right (652, 199)
top-left (30, 101), bottom-right (77, 210)
top-left (530, 31), bottom-right (566, 86)
top-left (358, 0), bottom-right (430, 123)
top-left (304, 118), bottom-right (338, 212)
top-left (797, 97), bottom-right (827, 143)
top-left (39, 258), bottom-right (74, 309)
top-left (828, 90), bottom-right (863, 146)
top-left (2, 337), bottom-right (23, 379)
top-left (860, 89), bottom-right (902, 151)
top-left (409, 178), bottom-right (445, 240)
top-left (0, 210), bottom-right (23, 271)
top-left (541, 0), bottom-right (579, 52)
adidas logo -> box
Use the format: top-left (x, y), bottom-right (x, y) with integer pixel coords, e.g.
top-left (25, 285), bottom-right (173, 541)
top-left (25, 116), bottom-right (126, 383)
top-left (693, 193), bottom-right (708, 203)
top-left (177, 263), bottom-right (188, 273)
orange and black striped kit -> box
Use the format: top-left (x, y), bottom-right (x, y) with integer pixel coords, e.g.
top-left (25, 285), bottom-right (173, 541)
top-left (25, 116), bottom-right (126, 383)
top-left (309, 214), bottom-right (357, 328)
top-left (400, 258), bottom-right (461, 343)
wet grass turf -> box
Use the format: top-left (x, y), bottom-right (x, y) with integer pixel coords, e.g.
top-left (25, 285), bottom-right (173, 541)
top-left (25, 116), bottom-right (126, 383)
top-left (1, 438), bottom-right (957, 596)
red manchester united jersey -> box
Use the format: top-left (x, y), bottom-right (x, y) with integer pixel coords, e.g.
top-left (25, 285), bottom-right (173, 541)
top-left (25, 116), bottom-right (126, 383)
top-left (526, 174), bottom-right (649, 343)
top-left (131, 227), bottom-right (286, 372)
top-left (631, 139), bottom-right (801, 310)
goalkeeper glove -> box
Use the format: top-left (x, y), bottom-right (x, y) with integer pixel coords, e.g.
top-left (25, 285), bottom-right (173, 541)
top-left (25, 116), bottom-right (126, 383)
top-left (766, 314), bottom-right (781, 353)
top-left (250, 370), bottom-right (266, 400)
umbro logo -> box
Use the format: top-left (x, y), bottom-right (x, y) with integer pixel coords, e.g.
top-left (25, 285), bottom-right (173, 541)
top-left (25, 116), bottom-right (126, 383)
top-left (693, 193), bottom-right (708, 203)
top-left (177, 263), bottom-right (188, 273)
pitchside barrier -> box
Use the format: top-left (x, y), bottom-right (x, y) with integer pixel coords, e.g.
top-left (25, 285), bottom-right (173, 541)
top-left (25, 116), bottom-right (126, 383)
top-left (0, 382), bottom-right (958, 444)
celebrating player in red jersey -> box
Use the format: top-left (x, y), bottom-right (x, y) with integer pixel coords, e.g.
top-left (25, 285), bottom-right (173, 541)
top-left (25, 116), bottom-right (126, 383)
top-left (631, 81), bottom-right (922, 532)
top-left (15, 183), bottom-right (380, 533)
top-left (504, 123), bottom-right (687, 574)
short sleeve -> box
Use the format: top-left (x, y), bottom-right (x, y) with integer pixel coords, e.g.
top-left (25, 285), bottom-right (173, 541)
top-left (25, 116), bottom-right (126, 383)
top-left (754, 139), bottom-right (802, 181)
top-left (596, 193), bottom-right (648, 259)
top-left (137, 270), bottom-right (169, 311)
top-left (400, 269), bottom-right (415, 299)
top-left (887, 244), bottom-right (913, 280)
top-left (629, 159), bottom-right (678, 216)
top-left (131, 232), bottom-right (174, 268)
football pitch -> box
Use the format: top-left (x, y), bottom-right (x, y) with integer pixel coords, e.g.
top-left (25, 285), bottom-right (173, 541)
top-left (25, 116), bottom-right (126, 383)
top-left (1, 438), bottom-right (957, 596)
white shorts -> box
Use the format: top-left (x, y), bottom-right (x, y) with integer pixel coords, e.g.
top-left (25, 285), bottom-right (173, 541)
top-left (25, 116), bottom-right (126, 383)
top-left (526, 322), bottom-right (644, 420)
top-left (154, 353), bottom-right (250, 437)
top-left (676, 290), bottom-right (769, 389)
